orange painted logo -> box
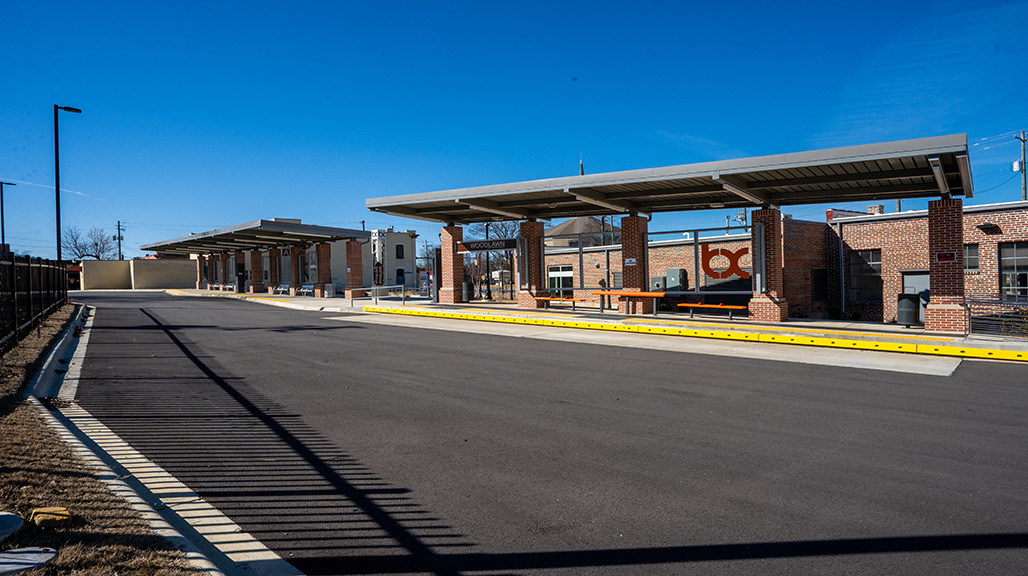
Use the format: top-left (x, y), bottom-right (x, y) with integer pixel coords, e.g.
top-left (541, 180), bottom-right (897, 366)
top-left (701, 244), bottom-right (750, 279)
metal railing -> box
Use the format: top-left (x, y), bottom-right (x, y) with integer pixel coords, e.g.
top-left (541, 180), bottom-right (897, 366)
top-left (349, 284), bottom-right (410, 306)
top-left (1, 255), bottom-right (69, 355)
top-left (965, 294), bottom-right (1028, 337)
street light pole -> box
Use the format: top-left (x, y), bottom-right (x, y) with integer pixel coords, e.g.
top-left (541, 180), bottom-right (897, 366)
top-left (0, 181), bottom-right (14, 250)
top-left (54, 104), bottom-right (82, 262)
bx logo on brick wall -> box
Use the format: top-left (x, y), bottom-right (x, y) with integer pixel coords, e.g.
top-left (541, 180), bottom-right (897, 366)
top-left (701, 244), bottom-right (750, 279)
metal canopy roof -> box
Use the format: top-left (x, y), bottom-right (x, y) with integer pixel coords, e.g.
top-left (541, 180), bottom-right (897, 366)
top-left (366, 134), bottom-right (973, 224)
top-left (140, 219), bottom-right (370, 255)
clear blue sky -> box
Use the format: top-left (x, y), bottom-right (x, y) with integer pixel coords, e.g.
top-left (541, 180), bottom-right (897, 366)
top-left (2, 0), bottom-right (1026, 259)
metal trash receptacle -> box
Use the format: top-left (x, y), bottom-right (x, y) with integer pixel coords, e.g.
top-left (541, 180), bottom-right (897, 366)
top-left (324, 283), bottom-right (336, 298)
top-left (897, 293), bottom-right (920, 327)
top-left (462, 281), bottom-right (473, 302)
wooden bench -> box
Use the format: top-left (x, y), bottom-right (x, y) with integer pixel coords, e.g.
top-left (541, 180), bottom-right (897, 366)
top-left (296, 284), bottom-right (315, 297)
top-left (534, 296), bottom-right (587, 310)
top-left (592, 290), bottom-right (667, 315)
top-left (272, 284), bottom-right (291, 295)
top-left (677, 302), bottom-right (748, 320)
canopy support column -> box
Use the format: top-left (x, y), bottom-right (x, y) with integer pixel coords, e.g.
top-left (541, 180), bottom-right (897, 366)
top-left (925, 198), bottom-right (967, 332)
top-left (440, 225), bottom-right (464, 303)
top-left (749, 207), bottom-right (788, 321)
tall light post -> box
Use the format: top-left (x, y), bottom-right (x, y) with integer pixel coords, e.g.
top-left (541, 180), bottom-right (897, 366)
top-left (54, 104), bottom-right (82, 262)
top-left (0, 181), bottom-right (14, 251)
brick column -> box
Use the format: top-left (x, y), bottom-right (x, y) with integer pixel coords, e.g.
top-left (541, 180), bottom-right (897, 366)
top-left (925, 198), bottom-right (967, 332)
top-left (288, 245), bottom-right (303, 295)
top-left (235, 252), bottom-right (245, 291)
top-left (314, 242), bottom-right (332, 297)
top-left (345, 240), bottom-right (366, 298)
top-left (267, 248), bottom-right (280, 294)
top-left (749, 207), bottom-right (788, 322)
top-left (195, 255), bottom-right (205, 289)
top-left (618, 215), bottom-right (651, 314)
top-left (516, 220), bottom-right (547, 308)
top-left (219, 253), bottom-right (229, 291)
top-left (249, 250), bottom-right (265, 293)
top-left (439, 225), bottom-right (464, 304)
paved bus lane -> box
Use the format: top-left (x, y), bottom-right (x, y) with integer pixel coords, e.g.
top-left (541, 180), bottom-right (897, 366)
top-left (73, 292), bottom-right (1028, 575)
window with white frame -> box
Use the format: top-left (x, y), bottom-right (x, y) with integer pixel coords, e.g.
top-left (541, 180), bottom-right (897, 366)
top-left (964, 244), bottom-right (979, 272)
top-left (547, 264), bottom-right (574, 298)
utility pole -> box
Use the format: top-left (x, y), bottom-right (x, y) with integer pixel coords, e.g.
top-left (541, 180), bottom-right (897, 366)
top-left (114, 221), bottom-right (125, 260)
top-left (1017, 130), bottom-right (1027, 202)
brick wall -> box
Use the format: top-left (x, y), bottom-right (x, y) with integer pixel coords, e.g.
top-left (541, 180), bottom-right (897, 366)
top-left (345, 239), bottom-right (365, 298)
top-left (619, 216), bottom-right (650, 313)
top-left (782, 219), bottom-right (829, 318)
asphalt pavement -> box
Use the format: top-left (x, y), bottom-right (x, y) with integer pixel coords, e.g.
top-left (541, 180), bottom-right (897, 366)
top-left (72, 292), bottom-right (1028, 575)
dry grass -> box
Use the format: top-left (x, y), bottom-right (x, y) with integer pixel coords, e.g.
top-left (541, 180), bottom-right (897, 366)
top-left (1, 305), bottom-right (197, 575)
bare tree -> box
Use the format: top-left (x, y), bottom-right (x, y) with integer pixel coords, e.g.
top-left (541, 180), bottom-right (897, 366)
top-left (62, 226), bottom-right (117, 260)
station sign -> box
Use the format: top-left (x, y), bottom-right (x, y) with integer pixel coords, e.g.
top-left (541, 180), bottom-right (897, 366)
top-left (456, 238), bottom-right (518, 252)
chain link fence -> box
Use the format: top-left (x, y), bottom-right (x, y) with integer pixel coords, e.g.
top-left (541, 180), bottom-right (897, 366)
top-left (0, 255), bottom-right (69, 355)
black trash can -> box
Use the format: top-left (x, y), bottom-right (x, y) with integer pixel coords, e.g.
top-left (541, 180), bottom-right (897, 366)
top-left (462, 281), bottom-right (473, 302)
top-left (897, 293), bottom-right (920, 327)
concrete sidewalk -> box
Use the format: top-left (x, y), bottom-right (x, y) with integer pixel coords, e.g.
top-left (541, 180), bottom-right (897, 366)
top-left (161, 289), bottom-right (1028, 362)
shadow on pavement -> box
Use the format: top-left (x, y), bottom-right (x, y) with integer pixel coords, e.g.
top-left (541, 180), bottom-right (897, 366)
top-left (73, 304), bottom-right (1028, 575)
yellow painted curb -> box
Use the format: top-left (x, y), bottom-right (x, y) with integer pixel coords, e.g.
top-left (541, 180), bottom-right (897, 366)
top-left (362, 306), bottom-right (1027, 362)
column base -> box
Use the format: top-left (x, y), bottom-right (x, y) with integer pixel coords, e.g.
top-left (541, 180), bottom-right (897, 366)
top-left (517, 290), bottom-right (548, 308)
top-left (439, 288), bottom-right (463, 304)
top-left (748, 295), bottom-right (788, 322)
top-left (925, 303), bottom-right (967, 333)
top-left (618, 297), bottom-right (654, 315)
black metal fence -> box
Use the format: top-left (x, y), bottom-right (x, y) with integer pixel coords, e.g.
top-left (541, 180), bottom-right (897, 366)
top-left (966, 295), bottom-right (1028, 338)
top-left (0, 255), bottom-right (68, 355)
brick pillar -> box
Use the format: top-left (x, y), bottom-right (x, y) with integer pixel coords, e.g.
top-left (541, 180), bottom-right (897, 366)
top-left (516, 221), bottom-right (547, 308)
top-left (288, 245), bottom-right (303, 295)
top-left (195, 255), bottom-right (205, 289)
top-left (749, 207), bottom-right (788, 322)
top-left (345, 240), bottom-right (366, 298)
top-left (439, 225), bottom-right (464, 304)
top-left (925, 198), bottom-right (967, 332)
top-left (235, 252), bottom-right (245, 291)
top-left (615, 216), bottom-right (652, 314)
top-left (267, 248), bottom-right (280, 293)
top-left (249, 250), bottom-right (265, 293)
top-left (219, 253), bottom-right (229, 291)
top-left (314, 242), bottom-right (332, 297)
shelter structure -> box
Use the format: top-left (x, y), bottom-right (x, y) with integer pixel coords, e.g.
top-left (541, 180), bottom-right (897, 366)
top-left (141, 219), bottom-right (370, 298)
top-left (367, 134), bottom-right (976, 331)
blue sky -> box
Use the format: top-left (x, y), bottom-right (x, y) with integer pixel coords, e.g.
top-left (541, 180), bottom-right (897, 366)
top-left (2, 0), bottom-right (1027, 259)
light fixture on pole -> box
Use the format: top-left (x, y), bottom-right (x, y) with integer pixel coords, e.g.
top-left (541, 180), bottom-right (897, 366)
top-left (54, 104), bottom-right (82, 262)
top-left (0, 181), bottom-right (15, 251)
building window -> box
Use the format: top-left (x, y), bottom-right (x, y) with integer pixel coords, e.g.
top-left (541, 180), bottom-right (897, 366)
top-left (547, 264), bottom-right (574, 298)
top-left (1000, 242), bottom-right (1028, 302)
top-left (848, 249), bottom-right (882, 302)
top-left (964, 244), bottom-right (979, 272)
top-left (396, 244), bottom-right (404, 259)
top-left (612, 271), bottom-right (623, 289)
top-left (262, 252), bottom-right (270, 283)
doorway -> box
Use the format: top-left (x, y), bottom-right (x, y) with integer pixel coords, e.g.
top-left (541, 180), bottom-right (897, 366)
top-left (901, 271), bottom-right (930, 324)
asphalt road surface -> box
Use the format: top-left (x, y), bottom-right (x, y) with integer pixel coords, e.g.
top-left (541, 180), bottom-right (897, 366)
top-left (72, 292), bottom-right (1028, 575)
